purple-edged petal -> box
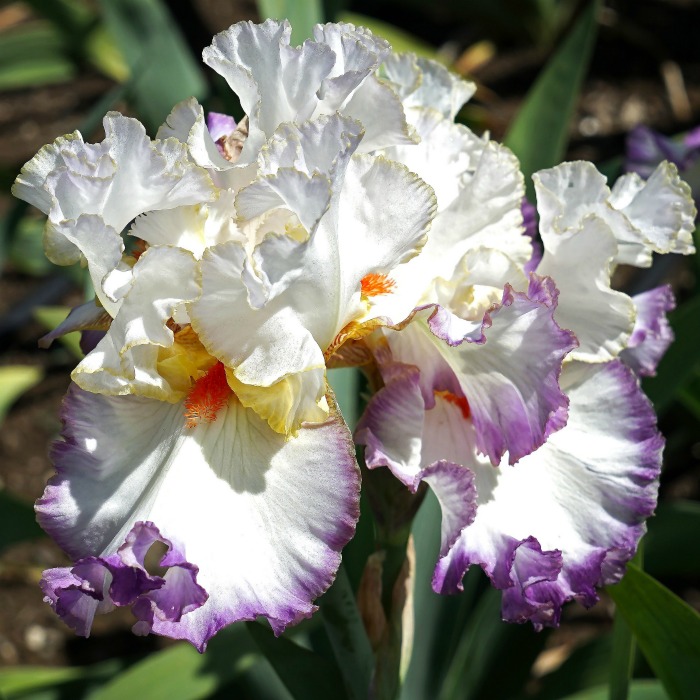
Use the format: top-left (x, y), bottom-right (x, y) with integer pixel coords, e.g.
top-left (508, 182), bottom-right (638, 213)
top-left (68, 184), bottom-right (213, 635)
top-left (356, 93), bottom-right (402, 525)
top-left (385, 280), bottom-right (576, 465)
top-left (40, 562), bottom-right (111, 636)
top-left (357, 351), bottom-right (483, 471)
top-left (355, 362), bottom-right (425, 486)
top-left (417, 461), bottom-right (478, 558)
top-left (620, 285), bottom-right (676, 377)
top-left (116, 522), bottom-right (207, 633)
top-left (625, 124), bottom-right (700, 199)
top-left (434, 360), bottom-right (662, 628)
top-left (40, 521), bottom-right (207, 638)
top-left (37, 384), bottom-right (359, 650)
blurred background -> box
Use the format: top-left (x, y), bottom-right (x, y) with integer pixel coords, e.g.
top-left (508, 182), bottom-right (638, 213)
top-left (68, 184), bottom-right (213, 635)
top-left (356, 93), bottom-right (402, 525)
top-left (0, 1), bottom-right (699, 698)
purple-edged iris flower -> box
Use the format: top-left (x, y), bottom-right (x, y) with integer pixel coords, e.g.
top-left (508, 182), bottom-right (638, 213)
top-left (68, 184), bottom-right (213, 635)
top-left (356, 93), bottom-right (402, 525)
top-left (14, 20), bottom-right (439, 649)
top-left (12, 19), bottom-right (697, 648)
top-left (356, 57), bottom-right (695, 627)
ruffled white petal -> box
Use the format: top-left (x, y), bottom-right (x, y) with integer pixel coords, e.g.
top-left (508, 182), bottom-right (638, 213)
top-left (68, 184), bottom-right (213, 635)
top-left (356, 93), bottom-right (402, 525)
top-left (192, 116), bottom-right (436, 426)
top-left (377, 112), bottom-right (529, 319)
top-left (257, 113), bottom-right (363, 184)
top-left (382, 53), bottom-right (475, 121)
top-left (12, 114), bottom-right (215, 310)
top-left (188, 240), bottom-right (328, 433)
top-left (313, 22), bottom-right (390, 110)
top-left (72, 246), bottom-right (200, 400)
top-left (236, 169), bottom-right (331, 236)
top-left (534, 160), bottom-right (696, 268)
top-left (538, 215), bottom-right (636, 362)
top-left (130, 190), bottom-right (243, 259)
top-left (203, 19), bottom-right (415, 162)
top-left (38, 385), bottom-right (360, 649)
top-left (157, 97), bottom-right (233, 171)
top-left (430, 247), bottom-right (529, 321)
top-left (203, 20), bottom-right (336, 164)
top-left (609, 162), bottom-right (696, 259)
top-left (384, 109), bottom-right (482, 211)
top-left (45, 215), bottom-right (124, 315)
top-left (391, 139), bottom-right (528, 310)
top-left (51, 114), bottom-right (215, 232)
top-left (340, 74), bottom-right (417, 151)
top-left (338, 154), bottom-right (435, 315)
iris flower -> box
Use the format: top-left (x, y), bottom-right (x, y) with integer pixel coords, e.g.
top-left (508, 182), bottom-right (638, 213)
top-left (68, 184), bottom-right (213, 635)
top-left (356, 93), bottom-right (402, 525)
top-left (13, 20), bottom-right (696, 647)
top-left (15, 21), bottom-right (435, 649)
top-left (356, 55), bottom-right (696, 626)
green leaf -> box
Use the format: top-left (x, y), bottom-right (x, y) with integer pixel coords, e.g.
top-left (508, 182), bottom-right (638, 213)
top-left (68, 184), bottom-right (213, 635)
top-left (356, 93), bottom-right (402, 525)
top-left (0, 490), bottom-right (44, 553)
top-left (0, 24), bottom-right (75, 90)
top-left (644, 295), bottom-right (700, 413)
top-left (609, 606), bottom-right (636, 700)
top-left (608, 548), bottom-right (644, 700)
top-left (338, 12), bottom-right (440, 59)
top-left (437, 586), bottom-right (501, 700)
top-left (89, 625), bottom-right (256, 700)
top-left (560, 680), bottom-right (668, 699)
top-left (405, 493), bottom-right (535, 700)
top-left (246, 622), bottom-right (348, 700)
top-left (645, 501), bottom-right (700, 577)
top-left (328, 368), bottom-right (360, 430)
top-left (33, 306), bottom-right (84, 360)
top-left (678, 379), bottom-right (700, 423)
top-left (84, 24), bottom-right (130, 82)
top-left (319, 564), bottom-right (374, 700)
top-left (403, 491), bottom-right (461, 700)
top-left (22, 0), bottom-right (93, 38)
top-left (436, 581), bottom-right (545, 700)
top-left (256, 0), bottom-right (324, 43)
top-left (97, 0), bottom-right (207, 133)
top-left (0, 365), bottom-right (43, 423)
top-left (342, 490), bottom-right (376, 595)
top-left (7, 218), bottom-right (52, 276)
top-left (504, 0), bottom-right (600, 195)
top-left (607, 565), bottom-right (700, 700)
top-left (0, 661), bottom-right (119, 698)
